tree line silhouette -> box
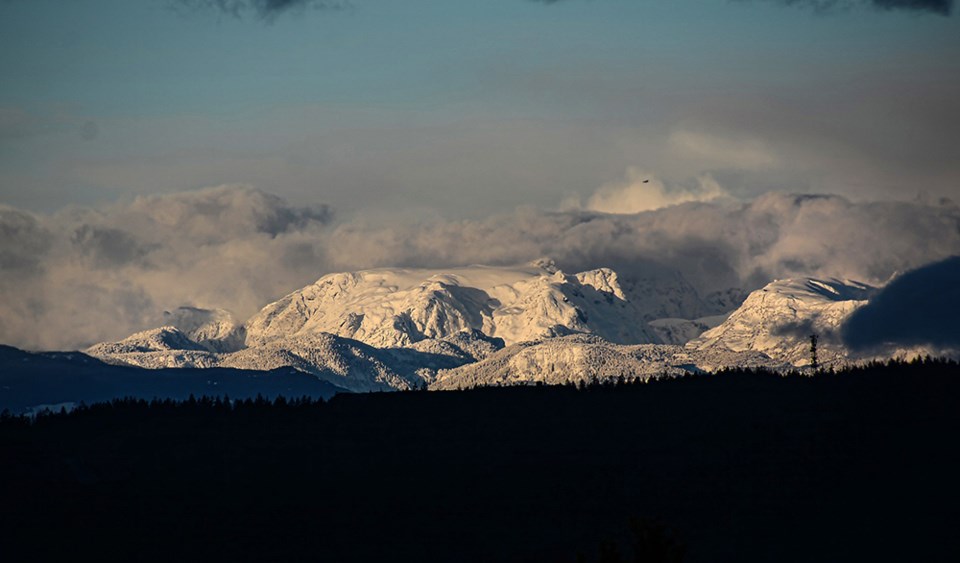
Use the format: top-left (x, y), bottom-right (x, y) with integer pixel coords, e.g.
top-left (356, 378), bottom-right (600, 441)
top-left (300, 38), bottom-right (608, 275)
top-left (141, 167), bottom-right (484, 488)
top-left (2, 357), bottom-right (959, 562)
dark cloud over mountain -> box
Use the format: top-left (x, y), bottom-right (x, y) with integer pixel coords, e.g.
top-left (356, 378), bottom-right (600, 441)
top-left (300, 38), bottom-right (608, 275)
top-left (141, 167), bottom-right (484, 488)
top-left (842, 256), bottom-right (960, 352)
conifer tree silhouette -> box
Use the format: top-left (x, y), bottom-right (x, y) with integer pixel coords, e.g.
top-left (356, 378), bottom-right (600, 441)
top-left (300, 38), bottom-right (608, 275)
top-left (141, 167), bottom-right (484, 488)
top-left (809, 333), bottom-right (819, 371)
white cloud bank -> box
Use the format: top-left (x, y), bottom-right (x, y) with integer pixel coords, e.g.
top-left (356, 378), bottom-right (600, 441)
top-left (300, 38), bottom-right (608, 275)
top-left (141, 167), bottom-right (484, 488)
top-left (2, 184), bottom-right (959, 350)
top-left (582, 169), bottom-right (729, 214)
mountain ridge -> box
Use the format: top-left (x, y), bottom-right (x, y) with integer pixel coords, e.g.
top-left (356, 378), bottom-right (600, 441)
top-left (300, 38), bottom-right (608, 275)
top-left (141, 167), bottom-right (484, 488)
top-left (81, 264), bottom-right (898, 392)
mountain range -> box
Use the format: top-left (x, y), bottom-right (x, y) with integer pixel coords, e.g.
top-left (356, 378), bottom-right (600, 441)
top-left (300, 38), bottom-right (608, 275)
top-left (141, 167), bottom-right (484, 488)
top-left (69, 261), bottom-right (905, 396)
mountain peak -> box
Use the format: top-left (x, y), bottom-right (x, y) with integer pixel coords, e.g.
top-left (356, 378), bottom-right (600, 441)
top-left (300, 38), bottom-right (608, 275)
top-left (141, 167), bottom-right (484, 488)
top-left (762, 278), bottom-right (875, 302)
top-left (689, 276), bottom-right (875, 366)
top-left (244, 264), bottom-right (658, 348)
top-left (162, 306), bottom-right (245, 352)
top-left (87, 326), bottom-right (208, 355)
top-left (529, 257), bottom-right (560, 274)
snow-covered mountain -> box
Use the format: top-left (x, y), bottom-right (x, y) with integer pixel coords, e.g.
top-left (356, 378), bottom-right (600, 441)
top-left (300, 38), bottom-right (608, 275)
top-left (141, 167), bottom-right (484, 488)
top-left (88, 265), bottom-right (887, 392)
top-left (86, 326), bottom-right (503, 392)
top-left (431, 334), bottom-right (781, 390)
top-left (161, 307), bottom-right (245, 352)
top-left (687, 278), bottom-right (876, 367)
top-left (88, 262), bottom-right (735, 390)
top-left (244, 262), bottom-right (659, 348)
top-left (88, 326), bottom-right (211, 357)
top-left (424, 274), bottom-right (917, 380)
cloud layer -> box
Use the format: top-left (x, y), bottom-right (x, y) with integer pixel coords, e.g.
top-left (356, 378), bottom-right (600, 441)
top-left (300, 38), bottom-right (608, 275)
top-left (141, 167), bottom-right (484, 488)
top-left (581, 170), bottom-right (728, 214)
top-left (2, 185), bottom-right (959, 350)
top-left (0, 186), bottom-right (333, 350)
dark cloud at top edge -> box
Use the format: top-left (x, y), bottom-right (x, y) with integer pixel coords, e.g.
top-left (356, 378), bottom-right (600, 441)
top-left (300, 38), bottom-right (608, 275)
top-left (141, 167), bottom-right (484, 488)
top-left (10, 0), bottom-right (945, 19)
top-left (537, 0), bottom-right (953, 16)
top-left (749, 0), bottom-right (952, 16)
top-left (169, 0), bottom-right (349, 20)
top-left (868, 0), bottom-right (952, 15)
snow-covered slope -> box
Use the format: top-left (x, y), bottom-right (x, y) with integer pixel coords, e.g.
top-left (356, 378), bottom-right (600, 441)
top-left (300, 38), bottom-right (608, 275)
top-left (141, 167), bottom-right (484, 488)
top-left (87, 262), bottom-right (796, 391)
top-left (162, 307), bottom-right (245, 352)
top-left (86, 327), bottom-right (502, 392)
top-left (88, 308), bottom-right (246, 361)
top-left (219, 334), bottom-right (417, 392)
top-left (431, 334), bottom-right (781, 390)
top-left (687, 278), bottom-right (875, 367)
top-left (244, 263), bottom-right (658, 348)
top-left (87, 326), bottom-right (207, 355)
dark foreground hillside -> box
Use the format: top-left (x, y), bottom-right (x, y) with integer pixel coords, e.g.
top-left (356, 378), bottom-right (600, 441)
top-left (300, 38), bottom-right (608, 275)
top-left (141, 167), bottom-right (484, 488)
top-left (0, 345), bottom-right (345, 414)
top-left (3, 361), bottom-right (960, 562)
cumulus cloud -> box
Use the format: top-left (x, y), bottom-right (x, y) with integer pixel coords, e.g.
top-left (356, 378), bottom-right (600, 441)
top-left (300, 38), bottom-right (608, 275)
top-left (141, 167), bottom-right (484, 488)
top-left (2, 186), bottom-right (959, 351)
top-left (0, 186), bottom-right (333, 350)
top-left (841, 256), bottom-right (960, 352)
top-left (322, 192), bottom-right (960, 294)
top-left (579, 169), bottom-right (729, 214)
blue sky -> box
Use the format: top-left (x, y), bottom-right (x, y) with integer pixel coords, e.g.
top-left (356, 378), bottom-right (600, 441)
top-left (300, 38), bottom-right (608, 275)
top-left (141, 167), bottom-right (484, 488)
top-left (2, 0), bottom-right (960, 349)
top-left (1, 1), bottom-right (953, 114)
top-left (2, 0), bottom-right (957, 216)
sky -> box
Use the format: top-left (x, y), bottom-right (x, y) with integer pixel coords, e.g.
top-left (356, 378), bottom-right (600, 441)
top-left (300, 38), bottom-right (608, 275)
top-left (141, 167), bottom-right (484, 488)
top-left (1, 0), bottom-right (959, 349)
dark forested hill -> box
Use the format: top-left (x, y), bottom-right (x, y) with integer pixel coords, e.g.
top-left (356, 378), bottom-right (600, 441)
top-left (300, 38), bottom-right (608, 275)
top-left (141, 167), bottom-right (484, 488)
top-left (2, 360), bottom-right (959, 562)
top-left (0, 345), bottom-right (345, 413)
